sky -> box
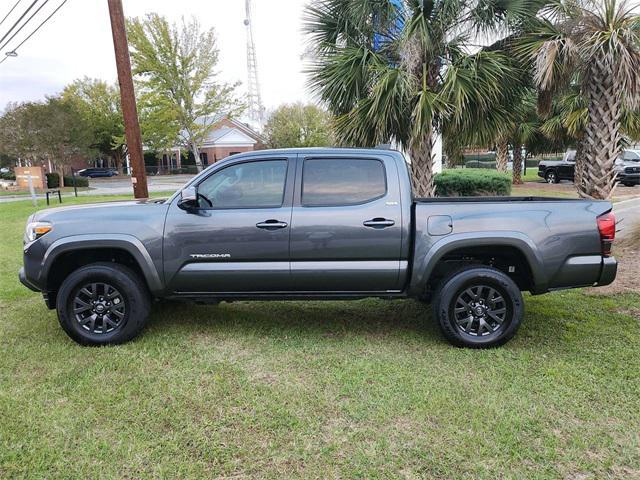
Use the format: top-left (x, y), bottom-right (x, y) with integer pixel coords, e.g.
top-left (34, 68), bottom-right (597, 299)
top-left (0, 0), bottom-right (313, 113)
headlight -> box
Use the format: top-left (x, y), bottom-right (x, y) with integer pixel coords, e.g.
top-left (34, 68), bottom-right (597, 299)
top-left (25, 221), bottom-right (52, 243)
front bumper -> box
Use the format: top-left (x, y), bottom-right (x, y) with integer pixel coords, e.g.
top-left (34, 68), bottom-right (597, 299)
top-left (19, 267), bottom-right (39, 292)
top-left (617, 173), bottom-right (640, 185)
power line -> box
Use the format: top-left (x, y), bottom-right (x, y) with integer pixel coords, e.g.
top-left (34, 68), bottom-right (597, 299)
top-left (0, 0), bottom-right (39, 46)
top-left (0, 0), bottom-right (24, 28)
top-left (0, 0), bottom-right (51, 52)
top-left (0, 0), bottom-right (68, 65)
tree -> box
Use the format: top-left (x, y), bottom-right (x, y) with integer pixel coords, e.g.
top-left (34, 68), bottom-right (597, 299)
top-left (0, 99), bottom-right (92, 181)
top-left (304, 0), bottom-right (536, 196)
top-left (518, 0), bottom-right (640, 199)
top-left (264, 103), bottom-right (334, 148)
top-left (62, 78), bottom-right (126, 171)
top-left (127, 14), bottom-right (243, 172)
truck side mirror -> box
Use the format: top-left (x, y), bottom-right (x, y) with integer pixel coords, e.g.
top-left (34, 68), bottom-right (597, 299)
top-left (178, 186), bottom-right (198, 211)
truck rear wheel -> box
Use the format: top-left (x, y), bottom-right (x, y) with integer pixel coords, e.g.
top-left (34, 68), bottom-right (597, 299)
top-left (432, 266), bottom-right (524, 348)
top-left (56, 262), bottom-right (151, 346)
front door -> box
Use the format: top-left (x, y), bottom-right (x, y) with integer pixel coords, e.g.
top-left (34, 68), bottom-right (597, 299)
top-left (164, 156), bottom-right (295, 292)
top-left (289, 154), bottom-right (403, 292)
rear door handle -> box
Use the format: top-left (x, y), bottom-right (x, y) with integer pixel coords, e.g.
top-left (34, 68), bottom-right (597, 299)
top-left (256, 219), bottom-right (288, 230)
top-left (363, 218), bottom-right (395, 228)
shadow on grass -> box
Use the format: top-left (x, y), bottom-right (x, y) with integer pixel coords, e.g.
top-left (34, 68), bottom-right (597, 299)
top-left (140, 291), bottom-right (622, 351)
top-left (146, 298), bottom-right (442, 344)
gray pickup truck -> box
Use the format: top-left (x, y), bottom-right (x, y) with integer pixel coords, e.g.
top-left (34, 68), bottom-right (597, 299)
top-left (20, 148), bottom-right (617, 348)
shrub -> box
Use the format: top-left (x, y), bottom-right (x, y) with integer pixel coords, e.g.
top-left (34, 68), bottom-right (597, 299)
top-left (435, 169), bottom-right (511, 197)
top-left (64, 175), bottom-right (89, 187)
top-left (0, 172), bottom-right (15, 180)
top-left (45, 172), bottom-right (60, 188)
top-left (464, 159), bottom-right (497, 169)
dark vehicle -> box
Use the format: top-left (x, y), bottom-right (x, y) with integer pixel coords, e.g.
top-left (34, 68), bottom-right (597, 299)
top-left (538, 149), bottom-right (640, 186)
top-left (78, 168), bottom-right (118, 178)
top-left (20, 148), bottom-right (617, 348)
top-left (537, 155), bottom-right (575, 183)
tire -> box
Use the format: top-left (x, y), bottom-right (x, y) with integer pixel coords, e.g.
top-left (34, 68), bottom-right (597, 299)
top-left (545, 170), bottom-right (559, 183)
top-left (431, 266), bottom-right (524, 348)
top-left (56, 262), bottom-right (151, 346)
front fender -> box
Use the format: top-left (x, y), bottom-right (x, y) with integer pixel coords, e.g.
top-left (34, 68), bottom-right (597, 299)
top-left (408, 231), bottom-right (547, 295)
top-left (40, 234), bottom-right (164, 295)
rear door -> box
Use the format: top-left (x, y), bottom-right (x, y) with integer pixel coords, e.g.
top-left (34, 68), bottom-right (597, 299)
top-left (558, 160), bottom-right (575, 180)
top-left (289, 153), bottom-right (403, 292)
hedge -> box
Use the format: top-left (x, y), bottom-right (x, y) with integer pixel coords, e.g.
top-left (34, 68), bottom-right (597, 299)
top-left (0, 172), bottom-right (15, 180)
top-left (64, 175), bottom-right (89, 187)
top-left (464, 158), bottom-right (542, 169)
top-left (46, 172), bottom-right (60, 188)
top-left (435, 169), bottom-right (511, 197)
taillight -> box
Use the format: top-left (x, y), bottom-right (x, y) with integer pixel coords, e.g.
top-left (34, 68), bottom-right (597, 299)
top-left (597, 212), bottom-right (615, 256)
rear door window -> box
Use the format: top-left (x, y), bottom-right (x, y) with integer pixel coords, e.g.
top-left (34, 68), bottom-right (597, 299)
top-left (302, 159), bottom-right (386, 206)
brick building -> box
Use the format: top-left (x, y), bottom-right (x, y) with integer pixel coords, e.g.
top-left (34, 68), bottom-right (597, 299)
top-left (197, 116), bottom-right (265, 166)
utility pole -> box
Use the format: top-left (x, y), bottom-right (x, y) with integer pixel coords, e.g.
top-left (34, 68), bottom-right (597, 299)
top-left (107, 0), bottom-right (148, 198)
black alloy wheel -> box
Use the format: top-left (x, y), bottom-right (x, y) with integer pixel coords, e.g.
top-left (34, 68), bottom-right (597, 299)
top-left (72, 282), bottom-right (126, 335)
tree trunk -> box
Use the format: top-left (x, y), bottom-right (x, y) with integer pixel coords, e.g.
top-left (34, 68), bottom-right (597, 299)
top-left (58, 164), bottom-right (65, 188)
top-left (495, 138), bottom-right (508, 173)
top-left (409, 128), bottom-right (436, 197)
top-left (113, 150), bottom-right (122, 174)
top-left (581, 60), bottom-right (622, 199)
top-left (573, 139), bottom-right (587, 196)
top-left (191, 141), bottom-right (203, 172)
top-left (512, 144), bottom-right (523, 185)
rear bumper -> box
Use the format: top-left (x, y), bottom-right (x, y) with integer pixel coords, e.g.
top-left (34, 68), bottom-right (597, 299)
top-left (596, 256), bottom-right (617, 286)
top-left (548, 255), bottom-right (617, 290)
top-left (19, 267), bottom-right (39, 292)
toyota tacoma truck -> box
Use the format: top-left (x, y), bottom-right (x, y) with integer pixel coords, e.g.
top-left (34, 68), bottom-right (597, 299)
top-left (19, 148), bottom-right (618, 348)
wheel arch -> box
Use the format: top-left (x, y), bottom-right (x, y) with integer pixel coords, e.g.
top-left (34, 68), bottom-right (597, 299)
top-left (41, 235), bottom-right (164, 300)
top-left (409, 232), bottom-right (547, 296)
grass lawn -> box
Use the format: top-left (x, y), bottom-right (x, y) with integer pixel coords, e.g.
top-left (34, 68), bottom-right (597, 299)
top-left (1, 196), bottom-right (639, 478)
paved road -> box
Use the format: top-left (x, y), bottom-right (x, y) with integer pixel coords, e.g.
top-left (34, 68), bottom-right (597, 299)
top-left (613, 196), bottom-right (640, 239)
top-left (0, 174), bottom-right (194, 203)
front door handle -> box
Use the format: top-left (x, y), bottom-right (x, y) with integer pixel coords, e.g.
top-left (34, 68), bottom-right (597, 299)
top-left (256, 219), bottom-right (288, 230)
top-left (363, 218), bottom-right (395, 228)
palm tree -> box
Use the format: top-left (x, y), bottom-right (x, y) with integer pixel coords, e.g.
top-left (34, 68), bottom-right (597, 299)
top-left (518, 0), bottom-right (640, 199)
top-left (541, 86), bottom-right (640, 190)
top-left (304, 0), bottom-right (531, 196)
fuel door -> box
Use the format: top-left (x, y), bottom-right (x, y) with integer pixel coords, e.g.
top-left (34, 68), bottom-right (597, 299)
top-left (427, 215), bottom-right (453, 236)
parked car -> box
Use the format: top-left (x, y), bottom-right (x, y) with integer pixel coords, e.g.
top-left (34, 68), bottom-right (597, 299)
top-left (537, 152), bottom-right (576, 183)
top-left (20, 148), bottom-right (617, 348)
top-left (616, 149), bottom-right (640, 187)
top-left (77, 168), bottom-right (118, 178)
top-left (538, 149), bottom-right (640, 186)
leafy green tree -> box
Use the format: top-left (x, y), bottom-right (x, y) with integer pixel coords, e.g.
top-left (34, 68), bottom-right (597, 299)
top-left (127, 14), bottom-right (244, 172)
top-left (62, 78), bottom-right (125, 171)
top-left (304, 0), bottom-right (536, 196)
top-left (518, 0), bottom-right (640, 199)
top-left (137, 90), bottom-right (181, 158)
top-left (264, 103), bottom-right (334, 148)
top-left (0, 99), bottom-right (92, 183)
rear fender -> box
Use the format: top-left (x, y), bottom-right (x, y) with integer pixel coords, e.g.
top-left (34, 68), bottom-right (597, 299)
top-left (409, 231), bottom-right (546, 295)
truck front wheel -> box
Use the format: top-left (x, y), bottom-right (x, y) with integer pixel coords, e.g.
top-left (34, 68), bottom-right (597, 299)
top-left (56, 262), bottom-right (151, 346)
top-left (432, 266), bottom-right (524, 348)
